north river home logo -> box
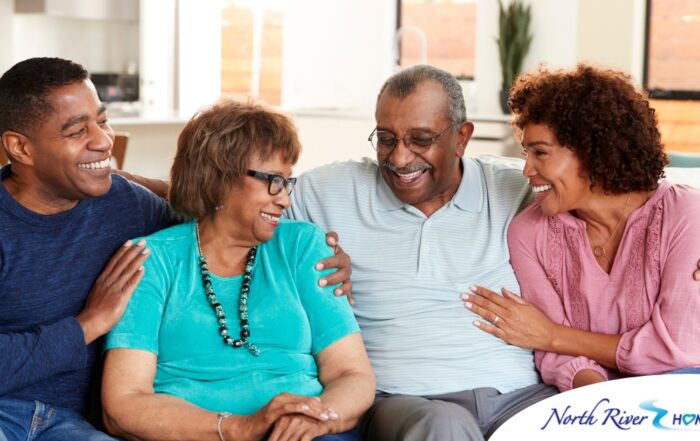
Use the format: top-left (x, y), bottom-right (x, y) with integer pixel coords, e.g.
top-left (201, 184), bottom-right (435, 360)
top-left (541, 398), bottom-right (700, 432)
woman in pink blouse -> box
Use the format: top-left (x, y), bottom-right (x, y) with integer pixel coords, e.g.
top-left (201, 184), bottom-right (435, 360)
top-left (463, 64), bottom-right (700, 391)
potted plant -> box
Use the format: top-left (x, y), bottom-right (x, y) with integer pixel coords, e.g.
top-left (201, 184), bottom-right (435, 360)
top-left (496, 0), bottom-right (532, 113)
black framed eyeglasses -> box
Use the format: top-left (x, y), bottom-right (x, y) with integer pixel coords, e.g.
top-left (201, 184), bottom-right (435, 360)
top-left (368, 124), bottom-right (455, 154)
top-left (246, 170), bottom-right (297, 196)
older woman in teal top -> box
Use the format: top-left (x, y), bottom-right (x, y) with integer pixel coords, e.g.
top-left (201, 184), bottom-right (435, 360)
top-left (102, 99), bottom-right (375, 441)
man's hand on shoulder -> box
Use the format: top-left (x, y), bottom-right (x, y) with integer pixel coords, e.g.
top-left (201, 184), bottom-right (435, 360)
top-left (316, 232), bottom-right (354, 304)
top-left (75, 239), bottom-right (150, 344)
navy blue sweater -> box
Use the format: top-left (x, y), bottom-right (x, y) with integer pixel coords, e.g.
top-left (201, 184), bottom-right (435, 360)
top-left (0, 166), bottom-right (179, 414)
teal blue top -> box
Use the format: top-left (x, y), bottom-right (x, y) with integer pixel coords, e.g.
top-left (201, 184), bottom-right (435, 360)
top-left (105, 219), bottom-right (360, 415)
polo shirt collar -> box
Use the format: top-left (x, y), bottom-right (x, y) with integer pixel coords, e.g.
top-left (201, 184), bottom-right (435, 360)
top-left (375, 157), bottom-right (483, 213)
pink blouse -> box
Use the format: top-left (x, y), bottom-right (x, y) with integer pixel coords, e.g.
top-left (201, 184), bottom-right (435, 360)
top-left (508, 181), bottom-right (700, 391)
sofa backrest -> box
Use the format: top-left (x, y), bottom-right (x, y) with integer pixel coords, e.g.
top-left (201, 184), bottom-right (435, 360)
top-left (665, 168), bottom-right (700, 189)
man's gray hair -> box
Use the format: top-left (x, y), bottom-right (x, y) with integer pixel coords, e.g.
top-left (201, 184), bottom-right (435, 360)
top-left (376, 65), bottom-right (467, 130)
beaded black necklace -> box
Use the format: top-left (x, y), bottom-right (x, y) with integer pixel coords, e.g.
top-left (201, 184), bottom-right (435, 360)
top-left (196, 222), bottom-right (260, 357)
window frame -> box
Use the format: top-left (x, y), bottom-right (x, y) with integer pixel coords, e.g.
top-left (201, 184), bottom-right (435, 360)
top-left (643, 0), bottom-right (700, 100)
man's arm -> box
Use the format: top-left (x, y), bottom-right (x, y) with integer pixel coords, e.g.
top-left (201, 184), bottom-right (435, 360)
top-left (315, 232), bottom-right (354, 304)
top-left (285, 173), bottom-right (355, 302)
top-left (0, 319), bottom-right (86, 395)
top-left (0, 240), bottom-right (149, 395)
top-left (114, 170), bottom-right (169, 199)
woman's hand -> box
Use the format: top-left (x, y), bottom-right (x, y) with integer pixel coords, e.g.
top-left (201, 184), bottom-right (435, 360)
top-left (225, 393), bottom-right (337, 441)
top-left (463, 286), bottom-right (557, 351)
top-left (316, 231), bottom-right (354, 304)
top-left (268, 414), bottom-right (333, 441)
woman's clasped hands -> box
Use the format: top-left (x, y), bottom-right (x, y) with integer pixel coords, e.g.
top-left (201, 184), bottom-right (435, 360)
top-left (223, 393), bottom-right (338, 441)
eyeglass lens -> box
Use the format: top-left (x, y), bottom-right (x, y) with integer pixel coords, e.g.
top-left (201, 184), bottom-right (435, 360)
top-left (371, 130), bottom-right (437, 150)
top-left (269, 175), bottom-right (296, 195)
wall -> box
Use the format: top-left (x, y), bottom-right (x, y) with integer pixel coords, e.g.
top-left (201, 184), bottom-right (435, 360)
top-left (176, 0), bottom-right (220, 118)
top-left (282, 0), bottom-right (397, 116)
top-left (576, 0), bottom-right (646, 80)
top-left (476, 0), bottom-right (579, 115)
top-left (475, 0), bottom-right (648, 116)
top-left (0, 0), bottom-right (13, 71)
top-left (1, 4), bottom-right (138, 74)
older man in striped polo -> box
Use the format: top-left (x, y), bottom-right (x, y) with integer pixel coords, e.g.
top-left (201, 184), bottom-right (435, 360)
top-left (285, 65), bottom-right (557, 441)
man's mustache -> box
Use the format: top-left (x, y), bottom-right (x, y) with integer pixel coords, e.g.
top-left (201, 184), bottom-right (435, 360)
top-left (379, 161), bottom-right (432, 174)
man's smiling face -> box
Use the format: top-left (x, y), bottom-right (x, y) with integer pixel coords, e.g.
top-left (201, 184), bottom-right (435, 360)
top-left (374, 80), bottom-right (470, 216)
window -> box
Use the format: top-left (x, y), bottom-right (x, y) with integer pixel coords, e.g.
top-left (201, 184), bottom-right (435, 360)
top-left (644, 0), bottom-right (700, 153)
top-left (644, 0), bottom-right (700, 99)
top-left (221, 1), bottom-right (283, 105)
top-left (397, 0), bottom-right (477, 79)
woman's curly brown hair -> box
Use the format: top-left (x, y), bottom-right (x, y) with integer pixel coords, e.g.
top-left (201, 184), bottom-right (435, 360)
top-left (509, 64), bottom-right (667, 193)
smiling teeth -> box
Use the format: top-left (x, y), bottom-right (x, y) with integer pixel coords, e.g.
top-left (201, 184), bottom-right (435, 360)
top-left (396, 170), bottom-right (424, 182)
top-left (78, 158), bottom-right (111, 170)
top-left (531, 184), bottom-right (552, 194)
top-left (261, 212), bottom-right (279, 222)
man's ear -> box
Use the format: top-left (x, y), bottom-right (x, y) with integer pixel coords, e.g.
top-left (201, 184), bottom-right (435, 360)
top-left (456, 121), bottom-right (475, 157)
top-left (1, 131), bottom-right (34, 166)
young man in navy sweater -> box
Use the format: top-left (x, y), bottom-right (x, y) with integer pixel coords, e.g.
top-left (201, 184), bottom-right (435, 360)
top-left (0, 57), bottom-right (180, 440)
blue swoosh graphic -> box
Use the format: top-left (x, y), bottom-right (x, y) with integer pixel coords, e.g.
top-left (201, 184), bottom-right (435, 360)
top-left (639, 399), bottom-right (670, 430)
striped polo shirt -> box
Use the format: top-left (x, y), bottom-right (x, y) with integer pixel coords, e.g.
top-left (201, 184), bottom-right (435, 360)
top-left (286, 155), bottom-right (539, 395)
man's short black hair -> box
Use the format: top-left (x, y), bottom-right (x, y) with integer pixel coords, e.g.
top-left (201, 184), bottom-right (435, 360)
top-left (0, 57), bottom-right (89, 138)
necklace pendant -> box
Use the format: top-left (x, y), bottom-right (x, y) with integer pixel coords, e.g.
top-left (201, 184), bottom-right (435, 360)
top-left (245, 342), bottom-right (261, 357)
top-left (593, 246), bottom-right (606, 257)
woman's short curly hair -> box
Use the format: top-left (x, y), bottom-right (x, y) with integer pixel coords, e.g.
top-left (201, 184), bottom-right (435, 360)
top-left (509, 64), bottom-right (667, 194)
top-left (169, 98), bottom-right (301, 218)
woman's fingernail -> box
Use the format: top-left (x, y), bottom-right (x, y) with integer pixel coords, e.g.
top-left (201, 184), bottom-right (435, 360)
top-left (464, 301), bottom-right (473, 309)
top-left (473, 320), bottom-right (482, 328)
top-left (328, 409), bottom-right (338, 420)
top-left (461, 293), bottom-right (470, 300)
top-left (137, 239), bottom-right (146, 247)
top-left (141, 248), bottom-right (150, 255)
top-left (320, 412), bottom-right (329, 421)
top-left (301, 404), bottom-right (309, 411)
top-left (316, 263), bottom-right (324, 270)
top-left (335, 288), bottom-right (343, 295)
top-left (470, 285), bottom-right (477, 292)
top-left (318, 278), bottom-right (327, 287)
top-left (123, 240), bottom-right (133, 247)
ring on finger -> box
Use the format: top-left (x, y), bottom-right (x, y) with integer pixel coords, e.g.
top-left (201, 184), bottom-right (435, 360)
top-left (493, 315), bottom-right (501, 324)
